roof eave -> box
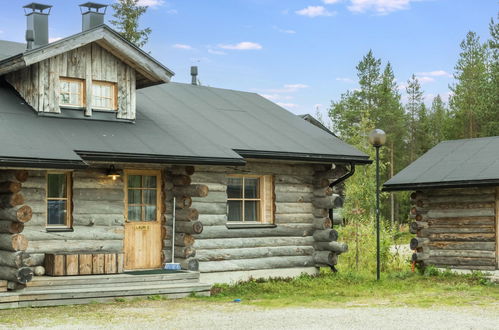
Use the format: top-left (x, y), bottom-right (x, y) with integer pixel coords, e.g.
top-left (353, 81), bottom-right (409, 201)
top-left (383, 179), bottom-right (499, 192)
top-left (234, 149), bottom-right (372, 164)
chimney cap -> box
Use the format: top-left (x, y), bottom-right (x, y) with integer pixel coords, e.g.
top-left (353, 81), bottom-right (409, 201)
top-left (79, 2), bottom-right (108, 13)
top-left (23, 3), bottom-right (52, 14)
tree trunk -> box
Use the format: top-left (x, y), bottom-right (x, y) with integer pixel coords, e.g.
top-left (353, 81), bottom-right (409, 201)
top-left (0, 266), bottom-right (33, 284)
top-left (0, 205), bottom-right (33, 223)
top-left (0, 234), bottom-right (28, 251)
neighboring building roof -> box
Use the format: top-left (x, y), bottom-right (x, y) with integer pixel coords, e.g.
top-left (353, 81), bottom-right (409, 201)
top-left (0, 25), bottom-right (174, 88)
top-left (383, 136), bottom-right (499, 191)
top-left (298, 114), bottom-right (337, 137)
top-left (0, 80), bottom-right (370, 168)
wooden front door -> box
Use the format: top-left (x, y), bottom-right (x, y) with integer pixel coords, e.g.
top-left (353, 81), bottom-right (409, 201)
top-left (124, 170), bottom-right (163, 270)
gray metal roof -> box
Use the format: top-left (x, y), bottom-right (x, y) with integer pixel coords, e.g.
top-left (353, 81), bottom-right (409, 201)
top-left (0, 80), bottom-right (369, 168)
top-left (383, 136), bottom-right (499, 191)
top-left (0, 40), bottom-right (25, 61)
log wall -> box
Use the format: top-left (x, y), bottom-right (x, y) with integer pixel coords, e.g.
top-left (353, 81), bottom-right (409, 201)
top-left (410, 187), bottom-right (498, 271)
top-left (5, 43), bottom-right (136, 120)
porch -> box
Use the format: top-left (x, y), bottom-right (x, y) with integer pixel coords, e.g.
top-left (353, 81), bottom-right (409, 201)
top-left (0, 270), bottom-right (211, 309)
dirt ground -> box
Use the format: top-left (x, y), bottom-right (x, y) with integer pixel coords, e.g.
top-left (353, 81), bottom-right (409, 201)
top-left (0, 300), bottom-right (498, 330)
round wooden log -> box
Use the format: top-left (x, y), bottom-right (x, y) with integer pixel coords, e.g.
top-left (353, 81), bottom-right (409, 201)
top-left (193, 236), bottom-right (315, 249)
top-left (410, 237), bottom-right (429, 250)
top-left (0, 233), bottom-right (28, 251)
top-left (409, 221), bottom-right (428, 234)
top-left (0, 193), bottom-right (24, 209)
top-left (199, 255), bottom-right (314, 272)
top-left (196, 246), bottom-right (314, 262)
top-left (0, 205), bottom-right (32, 223)
top-left (0, 170), bottom-right (29, 183)
top-left (315, 168), bottom-right (346, 181)
top-left (313, 217), bottom-right (332, 230)
top-left (22, 226), bottom-right (124, 241)
top-left (175, 208), bottom-right (199, 221)
top-left (312, 195), bottom-right (343, 209)
top-left (313, 178), bottom-right (329, 188)
top-left (0, 181), bottom-right (22, 194)
top-left (163, 247), bottom-right (196, 259)
top-left (171, 166), bottom-right (195, 176)
top-left (175, 196), bottom-right (193, 209)
top-left (0, 250), bottom-right (29, 268)
top-left (410, 206), bottom-right (427, 215)
top-left (313, 229), bottom-right (338, 242)
top-left (0, 266), bottom-right (33, 284)
top-left (313, 241), bottom-right (348, 253)
top-left (412, 252), bottom-right (428, 262)
top-left (22, 253), bottom-right (45, 267)
top-left (172, 175), bottom-right (191, 186)
top-left (177, 258), bottom-right (199, 271)
top-left (331, 209), bottom-right (344, 225)
top-left (173, 184), bottom-right (209, 198)
top-left (175, 233), bottom-right (195, 247)
top-left (0, 221), bottom-right (24, 234)
top-left (175, 220), bottom-right (203, 235)
top-left (276, 192), bottom-right (312, 203)
top-left (32, 265), bottom-right (45, 276)
top-left (198, 224), bottom-right (315, 239)
top-left (410, 191), bottom-right (425, 200)
top-left (312, 208), bottom-right (328, 218)
top-left (313, 251), bottom-right (337, 265)
top-left (313, 187), bottom-right (333, 197)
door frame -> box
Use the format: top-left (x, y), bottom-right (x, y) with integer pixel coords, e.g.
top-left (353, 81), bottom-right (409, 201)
top-left (123, 169), bottom-right (163, 270)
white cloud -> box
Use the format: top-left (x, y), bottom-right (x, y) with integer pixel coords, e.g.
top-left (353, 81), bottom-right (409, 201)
top-left (323, 0), bottom-right (342, 3)
top-left (416, 76), bottom-right (435, 83)
top-left (208, 49), bottom-right (226, 55)
top-left (296, 6), bottom-right (336, 17)
top-left (219, 42), bottom-right (262, 50)
top-left (277, 102), bottom-right (299, 109)
top-left (274, 26), bottom-right (296, 34)
top-left (336, 77), bottom-right (354, 83)
top-left (167, 9), bottom-right (178, 14)
top-left (137, 0), bottom-right (164, 8)
top-left (263, 84), bottom-right (309, 94)
top-left (173, 44), bottom-right (193, 50)
top-left (348, 0), bottom-right (415, 15)
top-left (416, 70), bottom-right (452, 77)
top-left (261, 94), bottom-right (294, 101)
top-left (49, 37), bottom-right (63, 43)
top-left (0, 30), bottom-right (4, 34)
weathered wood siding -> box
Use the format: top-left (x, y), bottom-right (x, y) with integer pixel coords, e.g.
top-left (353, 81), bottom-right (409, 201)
top-left (22, 170), bottom-right (125, 261)
top-left (411, 187), bottom-right (498, 270)
top-left (190, 162), bottom-right (318, 273)
top-left (5, 43), bottom-right (136, 119)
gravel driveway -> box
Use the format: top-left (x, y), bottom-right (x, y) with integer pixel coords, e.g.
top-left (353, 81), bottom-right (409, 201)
top-left (5, 302), bottom-right (498, 330)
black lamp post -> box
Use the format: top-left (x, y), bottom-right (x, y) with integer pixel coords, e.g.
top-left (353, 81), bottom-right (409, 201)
top-left (368, 128), bottom-right (386, 281)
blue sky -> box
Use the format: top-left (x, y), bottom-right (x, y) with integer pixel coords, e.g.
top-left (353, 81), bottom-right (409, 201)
top-left (0, 0), bottom-right (497, 120)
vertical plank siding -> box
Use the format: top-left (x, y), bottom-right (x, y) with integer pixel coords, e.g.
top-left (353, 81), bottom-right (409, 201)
top-left (411, 187), bottom-right (498, 270)
top-left (5, 43), bottom-right (136, 119)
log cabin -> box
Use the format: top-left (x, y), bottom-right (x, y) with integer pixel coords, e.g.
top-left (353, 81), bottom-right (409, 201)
top-left (0, 3), bottom-right (369, 306)
top-left (384, 136), bottom-right (499, 272)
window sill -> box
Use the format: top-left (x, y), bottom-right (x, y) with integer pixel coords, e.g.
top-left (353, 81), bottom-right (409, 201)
top-left (226, 223), bottom-right (276, 229)
top-left (45, 227), bottom-right (74, 233)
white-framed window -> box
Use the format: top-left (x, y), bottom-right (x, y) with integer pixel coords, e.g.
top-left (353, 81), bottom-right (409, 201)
top-left (59, 77), bottom-right (84, 107)
top-left (92, 81), bottom-right (117, 111)
top-left (46, 172), bottom-right (72, 228)
top-left (226, 175), bottom-right (274, 223)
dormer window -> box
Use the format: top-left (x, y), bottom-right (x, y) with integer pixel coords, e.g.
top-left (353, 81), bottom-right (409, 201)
top-left (60, 77), bottom-right (84, 107)
top-left (92, 81), bottom-right (117, 111)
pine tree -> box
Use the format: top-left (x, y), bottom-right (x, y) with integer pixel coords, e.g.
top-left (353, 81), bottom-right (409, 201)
top-left (449, 31), bottom-right (489, 138)
top-left (482, 16), bottom-right (499, 136)
top-left (405, 74), bottom-right (424, 162)
top-left (429, 94), bottom-right (449, 146)
top-left (110, 0), bottom-right (152, 48)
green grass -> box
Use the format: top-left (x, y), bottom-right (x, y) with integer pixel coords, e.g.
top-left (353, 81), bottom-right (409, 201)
top-left (203, 268), bottom-right (499, 308)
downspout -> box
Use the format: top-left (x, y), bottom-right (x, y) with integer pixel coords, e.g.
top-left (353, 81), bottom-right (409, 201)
top-left (328, 163), bottom-right (355, 224)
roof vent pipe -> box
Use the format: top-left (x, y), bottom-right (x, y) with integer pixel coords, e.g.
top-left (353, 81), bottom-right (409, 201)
top-left (79, 2), bottom-right (107, 31)
top-left (191, 66), bottom-right (198, 85)
top-left (23, 3), bottom-right (52, 49)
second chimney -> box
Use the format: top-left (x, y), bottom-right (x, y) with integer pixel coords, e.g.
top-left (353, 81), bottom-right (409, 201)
top-left (23, 3), bottom-right (52, 49)
top-left (79, 2), bottom-right (107, 31)
top-left (191, 66), bottom-right (198, 85)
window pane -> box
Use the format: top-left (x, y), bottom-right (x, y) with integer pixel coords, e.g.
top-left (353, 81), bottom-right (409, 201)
top-left (60, 93), bottom-right (70, 104)
top-left (47, 200), bottom-right (67, 225)
top-left (103, 85), bottom-right (111, 97)
top-left (47, 174), bottom-right (66, 198)
top-left (244, 178), bottom-right (259, 199)
top-left (143, 176), bottom-right (157, 188)
top-left (69, 93), bottom-right (79, 106)
top-left (128, 206), bottom-right (141, 221)
top-left (128, 189), bottom-right (141, 204)
top-left (61, 81), bottom-right (69, 92)
top-left (93, 96), bottom-right (102, 107)
top-left (128, 175), bottom-right (141, 188)
top-left (144, 206), bottom-right (156, 221)
top-left (143, 189), bottom-right (156, 204)
top-left (245, 201), bottom-right (259, 221)
top-left (70, 82), bottom-right (79, 93)
top-left (227, 178), bottom-right (242, 198)
top-left (227, 200), bottom-right (242, 221)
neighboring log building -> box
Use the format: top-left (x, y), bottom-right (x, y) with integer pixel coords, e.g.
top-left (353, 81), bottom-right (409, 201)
top-left (384, 137), bottom-right (499, 271)
top-left (0, 2), bottom-right (369, 294)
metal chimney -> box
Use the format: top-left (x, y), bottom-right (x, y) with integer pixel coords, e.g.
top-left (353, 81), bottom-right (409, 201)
top-left (191, 66), bottom-right (198, 85)
top-left (23, 3), bottom-right (52, 49)
top-left (79, 2), bottom-right (107, 31)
